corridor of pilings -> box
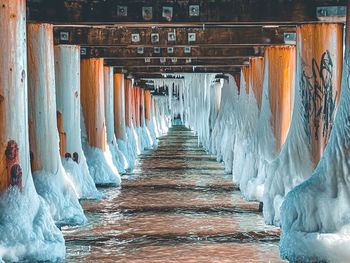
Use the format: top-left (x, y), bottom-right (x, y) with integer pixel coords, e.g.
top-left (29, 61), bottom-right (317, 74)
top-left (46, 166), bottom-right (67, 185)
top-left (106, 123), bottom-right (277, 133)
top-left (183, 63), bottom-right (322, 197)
top-left (2, 0), bottom-right (350, 262)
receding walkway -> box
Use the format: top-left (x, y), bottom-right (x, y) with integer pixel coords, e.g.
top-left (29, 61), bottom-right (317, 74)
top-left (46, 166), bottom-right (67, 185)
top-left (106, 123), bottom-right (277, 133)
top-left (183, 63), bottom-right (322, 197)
top-left (63, 126), bottom-right (284, 262)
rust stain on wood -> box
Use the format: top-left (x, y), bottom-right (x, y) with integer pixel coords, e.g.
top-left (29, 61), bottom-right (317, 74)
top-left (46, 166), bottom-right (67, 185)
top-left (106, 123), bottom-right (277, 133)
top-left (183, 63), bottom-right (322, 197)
top-left (56, 111), bottom-right (66, 157)
top-left (241, 65), bottom-right (250, 95)
top-left (113, 73), bottom-right (126, 140)
top-left (265, 45), bottom-right (295, 152)
top-left (249, 57), bottom-right (264, 111)
top-left (80, 58), bottom-right (106, 150)
top-left (124, 79), bottom-right (132, 128)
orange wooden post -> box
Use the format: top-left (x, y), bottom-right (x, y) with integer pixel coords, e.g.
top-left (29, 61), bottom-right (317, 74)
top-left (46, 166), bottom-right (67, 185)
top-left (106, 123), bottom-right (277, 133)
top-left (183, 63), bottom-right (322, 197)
top-left (144, 90), bottom-right (152, 121)
top-left (297, 23), bottom-right (343, 165)
top-left (140, 88), bottom-right (146, 127)
top-left (135, 87), bottom-right (141, 128)
top-left (113, 73), bottom-right (127, 140)
top-left (249, 57), bottom-right (265, 111)
top-left (265, 45), bottom-right (296, 151)
top-left (124, 79), bottom-right (132, 128)
top-left (56, 111), bottom-right (66, 157)
top-left (0, 0), bottom-right (27, 192)
top-left (80, 58), bottom-right (106, 151)
top-left (241, 65), bottom-right (250, 95)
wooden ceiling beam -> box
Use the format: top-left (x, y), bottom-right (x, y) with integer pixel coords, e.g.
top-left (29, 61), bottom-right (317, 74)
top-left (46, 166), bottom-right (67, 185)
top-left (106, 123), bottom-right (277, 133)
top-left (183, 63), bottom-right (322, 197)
top-left (80, 46), bottom-right (264, 58)
top-left (54, 26), bottom-right (294, 46)
top-left (105, 58), bottom-right (247, 67)
top-left (27, 0), bottom-right (347, 24)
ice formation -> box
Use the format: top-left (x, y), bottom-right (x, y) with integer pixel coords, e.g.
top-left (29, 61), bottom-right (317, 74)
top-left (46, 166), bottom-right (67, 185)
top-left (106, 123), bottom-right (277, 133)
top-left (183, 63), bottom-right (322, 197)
top-left (54, 45), bottom-right (100, 199)
top-left (265, 25), bottom-right (342, 227)
top-left (280, 23), bottom-right (346, 262)
top-left (0, 4), bottom-right (65, 260)
top-left (27, 23), bottom-right (86, 226)
top-left (0, 184), bottom-right (65, 262)
top-left (104, 68), bottom-right (128, 173)
top-left (81, 112), bottom-right (121, 186)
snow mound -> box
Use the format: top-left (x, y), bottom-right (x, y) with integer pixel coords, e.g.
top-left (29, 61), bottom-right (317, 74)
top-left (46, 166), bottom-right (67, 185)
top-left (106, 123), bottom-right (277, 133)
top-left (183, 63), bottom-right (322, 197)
top-left (0, 185), bottom-right (65, 262)
top-left (62, 158), bottom-right (101, 199)
top-left (33, 169), bottom-right (87, 226)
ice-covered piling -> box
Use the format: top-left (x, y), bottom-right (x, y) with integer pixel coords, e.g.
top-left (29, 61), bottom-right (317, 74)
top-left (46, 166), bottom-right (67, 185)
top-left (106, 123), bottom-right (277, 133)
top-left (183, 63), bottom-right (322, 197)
top-left (265, 23), bottom-right (343, 227)
top-left (80, 58), bottom-right (121, 185)
top-left (103, 69), bottom-right (128, 173)
top-left (238, 46), bottom-right (295, 201)
top-left (0, 2), bottom-right (65, 261)
top-left (55, 45), bottom-right (100, 200)
top-left (280, 22), bottom-right (346, 262)
top-left (27, 23), bottom-right (86, 226)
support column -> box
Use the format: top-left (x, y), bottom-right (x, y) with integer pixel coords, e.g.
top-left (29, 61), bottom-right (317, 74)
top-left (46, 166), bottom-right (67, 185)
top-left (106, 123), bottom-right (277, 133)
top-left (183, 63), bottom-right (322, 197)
top-left (124, 79), bottom-right (132, 128)
top-left (80, 58), bottom-right (120, 185)
top-left (279, 22), bottom-right (346, 262)
top-left (0, 3), bottom-right (65, 262)
top-left (27, 23), bottom-right (85, 224)
top-left (298, 24), bottom-right (343, 165)
top-left (241, 65), bottom-right (250, 95)
top-left (249, 57), bottom-right (264, 111)
top-left (135, 87), bottom-right (141, 128)
top-left (104, 68), bottom-right (127, 173)
top-left (144, 90), bottom-right (152, 122)
top-left (114, 73), bottom-right (127, 141)
top-left (80, 58), bottom-right (106, 150)
top-left (54, 45), bottom-right (99, 199)
top-left (265, 46), bottom-right (295, 151)
top-left (0, 1), bottom-right (27, 192)
top-left (264, 24), bottom-right (343, 227)
top-left (140, 88), bottom-right (146, 128)
top-left (104, 67), bottom-right (115, 145)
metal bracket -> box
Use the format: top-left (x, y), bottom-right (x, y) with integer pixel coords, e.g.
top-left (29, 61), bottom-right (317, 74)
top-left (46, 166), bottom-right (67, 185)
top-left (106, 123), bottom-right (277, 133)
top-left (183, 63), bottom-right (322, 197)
top-left (167, 47), bottom-right (174, 54)
top-left (59, 31), bottom-right (69, 41)
top-left (137, 47), bottom-right (144, 54)
top-left (316, 6), bottom-right (346, 22)
top-left (151, 33), bottom-right (159, 43)
top-left (142, 7), bottom-right (153, 21)
top-left (168, 31), bottom-right (176, 42)
top-left (189, 5), bottom-right (200, 16)
top-left (184, 47), bottom-right (191, 54)
top-left (131, 33), bottom-right (140, 43)
top-left (80, 48), bottom-right (87, 56)
top-left (117, 5), bottom-right (128, 17)
top-left (188, 33), bottom-right (196, 42)
top-left (283, 32), bottom-right (296, 45)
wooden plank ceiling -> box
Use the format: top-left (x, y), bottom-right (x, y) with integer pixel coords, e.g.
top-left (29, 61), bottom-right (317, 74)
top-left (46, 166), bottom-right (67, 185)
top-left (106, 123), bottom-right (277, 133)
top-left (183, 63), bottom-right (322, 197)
top-left (27, 0), bottom-right (347, 77)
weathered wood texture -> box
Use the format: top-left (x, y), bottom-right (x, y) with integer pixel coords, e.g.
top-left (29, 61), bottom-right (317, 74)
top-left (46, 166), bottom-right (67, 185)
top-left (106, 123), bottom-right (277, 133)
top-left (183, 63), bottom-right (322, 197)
top-left (0, 0), bottom-right (27, 192)
top-left (114, 66), bottom-right (242, 74)
top-left (80, 58), bottom-right (107, 150)
top-left (54, 27), bottom-right (293, 47)
top-left (241, 65), bottom-right (250, 95)
top-left (106, 58), bottom-right (247, 67)
top-left (124, 79), bottom-right (132, 127)
top-left (144, 90), bottom-right (152, 121)
top-left (27, 23), bottom-right (63, 172)
top-left (81, 46), bottom-right (263, 59)
top-left (56, 111), bottom-right (66, 156)
top-left (135, 87), bottom-right (141, 127)
top-left (297, 23), bottom-right (343, 165)
top-left (265, 45), bottom-right (295, 152)
top-left (114, 73), bottom-right (127, 140)
top-left (249, 57), bottom-right (264, 111)
top-left (27, 0), bottom-right (346, 24)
